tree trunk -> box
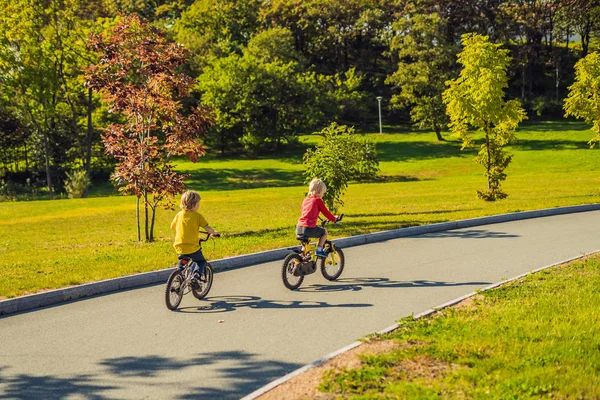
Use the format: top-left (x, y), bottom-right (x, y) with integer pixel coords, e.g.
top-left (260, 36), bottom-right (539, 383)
top-left (521, 64), bottom-right (526, 103)
top-left (24, 142), bottom-right (29, 172)
top-left (85, 86), bottom-right (93, 174)
top-left (434, 125), bottom-right (444, 141)
top-left (136, 195), bottom-right (141, 242)
top-left (149, 204), bottom-right (156, 242)
top-left (43, 131), bottom-right (54, 200)
top-left (144, 191), bottom-right (150, 242)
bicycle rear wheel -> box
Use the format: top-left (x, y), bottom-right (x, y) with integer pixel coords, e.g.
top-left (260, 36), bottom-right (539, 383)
top-left (192, 263), bottom-right (213, 300)
top-left (319, 246), bottom-right (345, 281)
top-left (282, 253), bottom-right (304, 290)
top-left (165, 270), bottom-right (185, 310)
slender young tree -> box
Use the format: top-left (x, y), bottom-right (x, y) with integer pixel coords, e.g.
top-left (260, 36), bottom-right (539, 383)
top-left (443, 34), bottom-right (527, 201)
top-left (564, 52), bottom-right (600, 147)
top-left (87, 15), bottom-right (212, 242)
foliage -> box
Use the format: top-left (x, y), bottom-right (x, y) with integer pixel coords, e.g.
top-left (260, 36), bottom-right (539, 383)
top-left (303, 123), bottom-right (379, 212)
top-left (0, 0), bottom-right (92, 199)
top-left (444, 34), bottom-right (527, 201)
top-left (564, 52), bottom-right (600, 147)
top-left (197, 27), bottom-right (358, 155)
top-left (387, 2), bottom-right (457, 141)
top-left (174, 0), bottom-right (263, 71)
top-left (87, 14), bottom-right (212, 241)
top-left (64, 169), bottom-right (91, 199)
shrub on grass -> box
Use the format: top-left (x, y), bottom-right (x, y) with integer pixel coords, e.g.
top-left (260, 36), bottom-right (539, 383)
top-left (304, 123), bottom-right (379, 212)
top-left (64, 170), bottom-right (91, 199)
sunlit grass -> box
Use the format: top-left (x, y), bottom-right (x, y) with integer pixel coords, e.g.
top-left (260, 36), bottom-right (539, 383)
top-left (0, 120), bottom-right (598, 298)
top-left (319, 254), bottom-right (600, 398)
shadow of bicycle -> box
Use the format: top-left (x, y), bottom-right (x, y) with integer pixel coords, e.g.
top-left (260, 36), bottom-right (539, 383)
top-left (298, 277), bottom-right (491, 293)
top-left (175, 295), bottom-right (373, 314)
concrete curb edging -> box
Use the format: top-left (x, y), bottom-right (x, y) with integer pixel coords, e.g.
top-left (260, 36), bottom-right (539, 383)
top-left (240, 250), bottom-right (599, 400)
top-left (2, 203), bottom-right (599, 316)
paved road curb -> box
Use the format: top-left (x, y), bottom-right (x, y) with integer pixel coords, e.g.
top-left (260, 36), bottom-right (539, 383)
top-left (241, 250), bottom-right (599, 400)
top-left (2, 203), bottom-right (599, 316)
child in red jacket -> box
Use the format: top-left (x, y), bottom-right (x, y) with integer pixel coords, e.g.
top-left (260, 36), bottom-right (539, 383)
top-left (296, 178), bottom-right (338, 257)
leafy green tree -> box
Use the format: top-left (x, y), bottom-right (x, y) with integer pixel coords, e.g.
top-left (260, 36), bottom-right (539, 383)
top-left (262, 0), bottom-right (394, 107)
top-left (174, 0), bottom-right (263, 71)
top-left (0, 0), bottom-right (91, 199)
top-left (197, 27), bottom-right (350, 155)
top-left (304, 123), bottom-right (379, 212)
top-left (564, 52), bottom-right (600, 147)
top-left (443, 34), bottom-right (527, 201)
top-left (387, 4), bottom-right (457, 141)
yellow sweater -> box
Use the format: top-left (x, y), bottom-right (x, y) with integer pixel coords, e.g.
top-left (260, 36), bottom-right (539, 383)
top-left (172, 211), bottom-right (208, 254)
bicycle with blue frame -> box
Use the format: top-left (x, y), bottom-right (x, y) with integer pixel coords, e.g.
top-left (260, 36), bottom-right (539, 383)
top-left (281, 214), bottom-right (345, 290)
top-left (165, 231), bottom-right (219, 310)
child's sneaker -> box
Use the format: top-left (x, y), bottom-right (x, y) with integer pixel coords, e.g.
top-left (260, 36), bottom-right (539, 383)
top-left (316, 249), bottom-right (328, 258)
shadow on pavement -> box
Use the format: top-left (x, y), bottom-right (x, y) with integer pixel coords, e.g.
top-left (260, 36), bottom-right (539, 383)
top-left (422, 229), bottom-right (519, 239)
top-left (0, 351), bottom-right (302, 400)
top-left (175, 295), bottom-right (373, 314)
top-left (298, 277), bottom-right (491, 293)
top-left (0, 370), bottom-right (116, 400)
top-left (179, 350), bottom-right (302, 399)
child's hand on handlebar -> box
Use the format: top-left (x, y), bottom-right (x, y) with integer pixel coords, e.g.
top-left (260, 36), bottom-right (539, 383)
top-left (211, 231), bottom-right (221, 238)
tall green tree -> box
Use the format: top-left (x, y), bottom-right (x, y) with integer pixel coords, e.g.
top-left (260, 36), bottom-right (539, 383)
top-left (174, 0), bottom-right (263, 71)
top-left (0, 0), bottom-right (91, 198)
top-left (443, 33), bottom-right (527, 201)
top-left (197, 27), bottom-right (362, 155)
top-left (387, 3), bottom-right (457, 141)
top-left (564, 52), bottom-right (600, 147)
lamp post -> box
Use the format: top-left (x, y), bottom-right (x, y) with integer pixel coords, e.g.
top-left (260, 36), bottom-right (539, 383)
top-left (376, 96), bottom-right (383, 134)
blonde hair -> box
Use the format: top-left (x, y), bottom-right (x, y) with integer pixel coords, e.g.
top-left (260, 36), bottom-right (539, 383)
top-left (180, 190), bottom-right (201, 211)
top-left (308, 178), bottom-right (327, 196)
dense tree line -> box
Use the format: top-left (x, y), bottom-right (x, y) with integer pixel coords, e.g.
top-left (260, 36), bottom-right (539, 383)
top-left (0, 0), bottom-right (599, 197)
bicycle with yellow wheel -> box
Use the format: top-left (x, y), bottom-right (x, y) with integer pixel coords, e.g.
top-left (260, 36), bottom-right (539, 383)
top-left (281, 214), bottom-right (345, 290)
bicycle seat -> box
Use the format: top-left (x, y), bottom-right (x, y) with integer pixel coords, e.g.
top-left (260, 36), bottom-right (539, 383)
top-left (177, 255), bottom-right (192, 260)
top-left (296, 234), bottom-right (310, 243)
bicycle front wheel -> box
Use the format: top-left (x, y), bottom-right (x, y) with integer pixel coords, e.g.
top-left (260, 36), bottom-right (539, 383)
top-left (192, 263), bottom-right (213, 300)
top-left (319, 246), bottom-right (345, 281)
top-left (165, 270), bottom-right (185, 310)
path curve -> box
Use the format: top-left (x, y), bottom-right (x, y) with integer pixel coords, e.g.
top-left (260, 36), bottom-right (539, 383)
top-left (1, 211), bottom-right (599, 399)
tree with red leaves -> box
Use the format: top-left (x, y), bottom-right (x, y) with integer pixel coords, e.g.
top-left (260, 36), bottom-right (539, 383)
top-left (87, 14), bottom-right (212, 242)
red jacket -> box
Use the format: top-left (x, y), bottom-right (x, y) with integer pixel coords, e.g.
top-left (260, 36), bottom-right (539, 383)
top-left (297, 196), bottom-right (336, 227)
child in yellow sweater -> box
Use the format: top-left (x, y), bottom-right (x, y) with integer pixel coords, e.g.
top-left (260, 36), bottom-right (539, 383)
top-left (171, 190), bottom-right (220, 278)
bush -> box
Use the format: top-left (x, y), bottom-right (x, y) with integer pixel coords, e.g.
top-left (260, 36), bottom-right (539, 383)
top-left (304, 123), bottom-right (379, 212)
top-left (64, 170), bottom-right (90, 199)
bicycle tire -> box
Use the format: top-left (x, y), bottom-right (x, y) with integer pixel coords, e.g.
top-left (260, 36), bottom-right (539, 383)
top-left (165, 269), bottom-right (185, 310)
top-left (319, 246), bottom-right (345, 281)
top-left (282, 253), bottom-right (304, 290)
top-left (191, 263), bottom-right (213, 300)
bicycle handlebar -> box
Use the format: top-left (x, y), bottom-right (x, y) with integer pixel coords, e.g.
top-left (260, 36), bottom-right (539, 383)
top-left (319, 213), bottom-right (344, 227)
top-left (199, 230), bottom-right (220, 242)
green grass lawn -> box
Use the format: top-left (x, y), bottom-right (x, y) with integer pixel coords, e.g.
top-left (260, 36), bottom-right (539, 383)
top-left (1, 120), bottom-right (599, 298)
top-left (318, 253), bottom-right (600, 399)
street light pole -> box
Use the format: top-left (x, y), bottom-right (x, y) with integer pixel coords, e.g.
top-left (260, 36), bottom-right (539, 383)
top-left (376, 96), bottom-right (383, 134)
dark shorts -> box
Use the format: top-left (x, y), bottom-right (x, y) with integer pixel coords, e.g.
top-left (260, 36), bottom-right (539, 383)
top-left (296, 225), bottom-right (326, 239)
top-left (178, 248), bottom-right (207, 272)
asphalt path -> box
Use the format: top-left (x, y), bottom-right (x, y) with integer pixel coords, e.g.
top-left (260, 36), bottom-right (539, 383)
top-left (1, 211), bottom-right (599, 399)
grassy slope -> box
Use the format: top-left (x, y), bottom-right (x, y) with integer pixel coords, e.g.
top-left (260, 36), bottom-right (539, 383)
top-left (319, 254), bottom-right (600, 399)
top-left (1, 121), bottom-right (598, 298)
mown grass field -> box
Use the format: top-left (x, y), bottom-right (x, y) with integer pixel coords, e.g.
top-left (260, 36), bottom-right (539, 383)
top-left (317, 253), bottom-right (600, 399)
top-left (1, 120), bottom-right (598, 298)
